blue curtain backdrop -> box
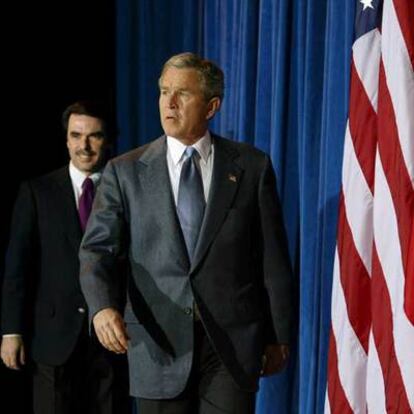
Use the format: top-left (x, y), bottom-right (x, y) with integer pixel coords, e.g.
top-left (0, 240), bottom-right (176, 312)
top-left (116, 1), bottom-right (355, 413)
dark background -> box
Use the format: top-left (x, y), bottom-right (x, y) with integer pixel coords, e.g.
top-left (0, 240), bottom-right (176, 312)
top-left (0, 1), bottom-right (115, 411)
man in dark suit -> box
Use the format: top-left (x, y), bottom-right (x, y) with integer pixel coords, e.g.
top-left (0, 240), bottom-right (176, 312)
top-left (80, 53), bottom-right (293, 414)
top-left (0, 101), bottom-right (127, 414)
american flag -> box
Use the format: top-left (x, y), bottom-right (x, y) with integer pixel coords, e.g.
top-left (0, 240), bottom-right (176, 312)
top-left (325, 0), bottom-right (414, 412)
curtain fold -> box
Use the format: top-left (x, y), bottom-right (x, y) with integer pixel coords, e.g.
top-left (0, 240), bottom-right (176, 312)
top-left (116, 1), bottom-right (355, 412)
top-left (116, 0), bottom-right (203, 152)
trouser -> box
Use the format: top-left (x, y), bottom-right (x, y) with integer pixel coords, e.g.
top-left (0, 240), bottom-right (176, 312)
top-left (32, 330), bottom-right (130, 414)
top-left (136, 321), bottom-right (256, 414)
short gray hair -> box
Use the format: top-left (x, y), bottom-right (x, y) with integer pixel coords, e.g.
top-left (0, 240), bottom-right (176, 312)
top-left (159, 52), bottom-right (224, 101)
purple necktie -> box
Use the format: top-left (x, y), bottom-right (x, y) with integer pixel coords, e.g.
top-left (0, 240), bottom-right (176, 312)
top-left (79, 177), bottom-right (94, 232)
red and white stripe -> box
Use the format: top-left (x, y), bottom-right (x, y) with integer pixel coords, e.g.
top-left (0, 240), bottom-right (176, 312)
top-left (326, 0), bottom-right (414, 412)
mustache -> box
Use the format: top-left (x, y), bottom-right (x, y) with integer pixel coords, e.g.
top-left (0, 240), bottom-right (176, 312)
top-left (75, 150), bottom-right (96, 157)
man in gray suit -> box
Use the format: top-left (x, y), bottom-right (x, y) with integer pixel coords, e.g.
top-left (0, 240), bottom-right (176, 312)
top-left (80, 53), bottom-right (293, 414)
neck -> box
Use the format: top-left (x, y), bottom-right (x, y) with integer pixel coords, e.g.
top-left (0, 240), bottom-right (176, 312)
top-left (172, 131), bottom-right (207, 146)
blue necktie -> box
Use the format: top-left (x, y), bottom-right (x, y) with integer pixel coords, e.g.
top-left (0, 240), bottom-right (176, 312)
top-left (177, 147), bottom-right (206, 260)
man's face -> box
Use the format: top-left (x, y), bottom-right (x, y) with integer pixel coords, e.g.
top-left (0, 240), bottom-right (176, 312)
top-left (66, 114), bottom-right (107, 175)
top-left (159, 67), bottom-right (220, 144)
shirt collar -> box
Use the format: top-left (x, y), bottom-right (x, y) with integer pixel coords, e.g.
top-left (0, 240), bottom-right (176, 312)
top-left (69, 161), bottom-right (102, 190)
top-left (167, 131), bottom-right (212, 166)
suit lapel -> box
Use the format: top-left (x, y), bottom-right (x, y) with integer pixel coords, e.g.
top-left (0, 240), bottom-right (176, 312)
top-left (191, 136), bottom-right (243, 272)
top-left (138, 136), bottom-right (190, 269)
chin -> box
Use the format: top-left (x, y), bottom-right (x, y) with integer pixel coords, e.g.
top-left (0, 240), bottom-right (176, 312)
top-left (165, 130), bottom-right (183, 139)
top-left (162, 123), bottom-right (180, 135)
top-left (77, 164), bottom-right (95, 174)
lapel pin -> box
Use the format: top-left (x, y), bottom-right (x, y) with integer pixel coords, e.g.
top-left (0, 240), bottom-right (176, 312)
top-left (228, 174), bottom-right (237, 183)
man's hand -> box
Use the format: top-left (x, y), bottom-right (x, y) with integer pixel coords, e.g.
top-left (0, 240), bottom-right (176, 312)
top-left (93, 308), bottom-right (129, 354)
top-left (1, 336), bottom-right (26, 370)
top-left (260, 344), bottom-right (289, 376)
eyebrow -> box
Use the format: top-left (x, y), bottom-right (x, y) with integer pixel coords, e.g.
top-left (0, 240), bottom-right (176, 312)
top-left (69, 130), bottom-right (105, 137)
top-left (159, 86), bottom-right (191, 93)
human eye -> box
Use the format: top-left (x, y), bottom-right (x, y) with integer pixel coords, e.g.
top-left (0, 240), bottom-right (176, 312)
top-left (90, 131), bottom-right (105, 140)
top-left (70, 131), bottom-right (81, 139)
top-left (178, 90), bottom-right (190, 98)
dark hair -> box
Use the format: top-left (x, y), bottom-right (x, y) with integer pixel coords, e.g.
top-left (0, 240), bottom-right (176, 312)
top-left (62, 100), bottom-right (116, 141)
top-left (159, 52), bottom-right (224, 101)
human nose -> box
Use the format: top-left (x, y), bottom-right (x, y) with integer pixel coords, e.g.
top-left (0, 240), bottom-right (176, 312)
top-left (167, 92), bottom-right (178, 108)
top-left (80, 136), bottom-right (91, 150)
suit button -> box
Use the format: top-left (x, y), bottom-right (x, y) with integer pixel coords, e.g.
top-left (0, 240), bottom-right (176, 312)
top-left (184, 307), bottom-right (192, 316)
top-left (77, 307), bottom-right (86, 314)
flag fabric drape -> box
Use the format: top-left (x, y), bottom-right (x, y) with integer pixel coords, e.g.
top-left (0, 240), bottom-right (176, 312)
top-left (325, 0), bottom-right (414, 412)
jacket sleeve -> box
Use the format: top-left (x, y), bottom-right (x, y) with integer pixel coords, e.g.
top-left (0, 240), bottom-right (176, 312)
top-left (79, 161), bottom-right (127, 321)
top-left (258, 154), bottom-right (293, 345)
top-left (1, 181), bottom-right (38, 335)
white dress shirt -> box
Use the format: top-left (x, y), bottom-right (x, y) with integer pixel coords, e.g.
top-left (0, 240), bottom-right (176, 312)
top-left (69, 162), bottom-right (102, 208)
top-left (166, 132), bottom-right (214, 320)
top-left (166, 131), bottom-right (214, 204)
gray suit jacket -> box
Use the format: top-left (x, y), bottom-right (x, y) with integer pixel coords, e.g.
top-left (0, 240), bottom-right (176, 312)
top-left (79, 135), bottom-right (292, 398)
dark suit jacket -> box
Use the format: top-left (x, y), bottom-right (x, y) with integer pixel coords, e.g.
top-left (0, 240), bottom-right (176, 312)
top-left (80, 135), bottom-right (292, 398)
top-left (1, 167), bottom-right (88, 365)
